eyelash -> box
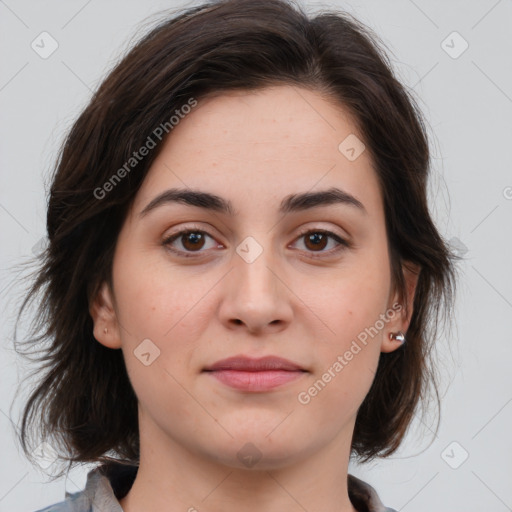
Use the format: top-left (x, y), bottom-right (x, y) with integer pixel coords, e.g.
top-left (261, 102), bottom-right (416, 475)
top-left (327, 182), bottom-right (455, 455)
top-left (162, 226), bottom-right (350, 259)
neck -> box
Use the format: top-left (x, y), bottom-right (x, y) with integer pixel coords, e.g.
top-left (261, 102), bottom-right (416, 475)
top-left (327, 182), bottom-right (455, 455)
top-left (119, 412), bottom-right (358, 512)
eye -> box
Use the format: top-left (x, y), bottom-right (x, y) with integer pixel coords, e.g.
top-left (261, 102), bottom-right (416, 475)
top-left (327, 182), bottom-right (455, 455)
top-left (162, 227), bottom-right (350, 259)
top-left (162, 229), bottom-right (221, 258)
top-left (291, 229), bottom-right (349, 257)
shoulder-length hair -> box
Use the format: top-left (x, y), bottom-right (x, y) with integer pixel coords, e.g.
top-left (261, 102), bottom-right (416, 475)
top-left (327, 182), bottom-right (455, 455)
top-left (12, 0), bottom-right (457, 477)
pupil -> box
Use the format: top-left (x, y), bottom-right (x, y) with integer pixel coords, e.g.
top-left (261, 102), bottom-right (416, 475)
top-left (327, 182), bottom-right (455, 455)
top-left (306, 232), bottom-right (327, 251)
top-left (183, 232), bottom-right (204, 250)
top-left (189, 233), bottom-right (201, 244)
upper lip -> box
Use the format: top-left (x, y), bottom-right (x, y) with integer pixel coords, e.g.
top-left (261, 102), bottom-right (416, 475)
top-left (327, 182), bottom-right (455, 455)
top-left (203, 355), bottom-right (306, 372)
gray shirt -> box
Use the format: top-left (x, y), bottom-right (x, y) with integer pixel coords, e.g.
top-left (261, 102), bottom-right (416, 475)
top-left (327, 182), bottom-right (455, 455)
top-left (34, 462), bottom-right (397, 512)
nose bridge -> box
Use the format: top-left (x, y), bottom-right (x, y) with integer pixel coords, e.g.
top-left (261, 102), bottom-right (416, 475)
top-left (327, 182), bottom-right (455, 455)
top-left (219, 232), bottom-right (293, 332)
top-left (233, 233), bottom-right (280, 299)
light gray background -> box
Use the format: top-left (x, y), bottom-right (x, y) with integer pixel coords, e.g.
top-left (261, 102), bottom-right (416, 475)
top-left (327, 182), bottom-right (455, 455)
top-left (1, 1), bottom-right (511, 511)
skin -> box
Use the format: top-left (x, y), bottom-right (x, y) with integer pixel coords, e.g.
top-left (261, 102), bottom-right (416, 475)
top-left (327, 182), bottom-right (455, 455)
top-left (90, 85), bottom-right (419, 512)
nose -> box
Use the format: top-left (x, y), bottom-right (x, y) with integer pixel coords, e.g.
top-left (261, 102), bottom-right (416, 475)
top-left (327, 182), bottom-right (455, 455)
top-left (218, 244), bottom-right (293, 335)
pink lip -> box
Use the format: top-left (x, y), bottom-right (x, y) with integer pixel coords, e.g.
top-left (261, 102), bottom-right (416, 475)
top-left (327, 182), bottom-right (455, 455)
top-left (203, 356), bottom-right (307, 392)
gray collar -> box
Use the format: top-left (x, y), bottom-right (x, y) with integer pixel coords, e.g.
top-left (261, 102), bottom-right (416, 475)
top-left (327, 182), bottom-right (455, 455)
top-left (60, 463), bottom-right (396, 512)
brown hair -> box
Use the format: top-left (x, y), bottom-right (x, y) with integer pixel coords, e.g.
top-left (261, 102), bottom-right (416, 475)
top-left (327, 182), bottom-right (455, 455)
top-left (11, 0), bottom-right (458, 478)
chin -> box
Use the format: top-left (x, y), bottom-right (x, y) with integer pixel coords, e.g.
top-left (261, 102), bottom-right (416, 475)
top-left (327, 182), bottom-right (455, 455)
top-left (211, 444), bottom-right (307, 471)
top-left (201, 430), bottom-right (312, 471)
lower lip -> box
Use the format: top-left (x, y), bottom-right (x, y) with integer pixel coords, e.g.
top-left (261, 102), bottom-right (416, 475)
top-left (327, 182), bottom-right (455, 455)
top-left (205, 370), bottom-right (306, 391)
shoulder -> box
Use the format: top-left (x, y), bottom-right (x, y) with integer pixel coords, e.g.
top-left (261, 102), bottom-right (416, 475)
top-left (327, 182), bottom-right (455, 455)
top-left (32, 461), bottom-right (137, 512)
top-left (348, 474), bottom-right (398, 512)
top-left (31, 488), bottom-right (92, 512)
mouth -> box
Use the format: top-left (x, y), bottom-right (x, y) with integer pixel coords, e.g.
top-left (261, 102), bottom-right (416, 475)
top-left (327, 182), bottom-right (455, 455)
top-left (203, 355), bottom-right (308, 392)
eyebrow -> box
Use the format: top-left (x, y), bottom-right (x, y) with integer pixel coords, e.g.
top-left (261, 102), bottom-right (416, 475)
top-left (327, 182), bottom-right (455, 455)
top-left (139, 186), bottom-right (367, 218)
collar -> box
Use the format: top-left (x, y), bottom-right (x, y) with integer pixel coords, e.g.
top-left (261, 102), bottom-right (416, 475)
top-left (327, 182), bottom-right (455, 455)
top-left (65, 462), bottom-right (395, 512)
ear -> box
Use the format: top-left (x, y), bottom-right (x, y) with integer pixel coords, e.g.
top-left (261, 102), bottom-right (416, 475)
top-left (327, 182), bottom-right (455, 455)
top-left (89, 281), bottom-right (122, 349)
top-left (381, 261), bottom-right (421, 353)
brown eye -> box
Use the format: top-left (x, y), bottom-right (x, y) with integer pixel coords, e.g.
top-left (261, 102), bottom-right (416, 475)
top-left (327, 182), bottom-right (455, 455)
top-left (292, 229), bottom-right (349, 257)
top-left (180, 232), bottom-right (206, 251)
top-left (163, 229), bottom-right (220, 257)
top-left (303, 232), bottom-right (329, 251)
top-left (163, 227), bottom-right (348, 259)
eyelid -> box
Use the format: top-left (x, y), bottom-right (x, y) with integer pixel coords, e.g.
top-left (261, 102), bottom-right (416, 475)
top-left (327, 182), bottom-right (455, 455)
top-left (162, 223), bottom-right (351, 258)
top-left (293, 225), bottom-right (350, 245)
top-left (162, 224), bottom-right (223, 258)
top-left (291, 227), bottom-right (351, 257)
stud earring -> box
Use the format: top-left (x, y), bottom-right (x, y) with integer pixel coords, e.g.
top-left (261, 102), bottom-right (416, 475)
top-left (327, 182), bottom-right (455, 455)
top-left (104, 327), bottom-right (108, 334)
top-left (389, 331), bottom-right (405, 344)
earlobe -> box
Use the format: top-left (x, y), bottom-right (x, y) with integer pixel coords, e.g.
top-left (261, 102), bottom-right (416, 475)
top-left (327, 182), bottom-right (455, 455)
top-left (89, 281), bottom-right (122, 349)
top-left (381, 330), bottom-right (406, 353)
top-left (381, 261), bottom-right (421, 354)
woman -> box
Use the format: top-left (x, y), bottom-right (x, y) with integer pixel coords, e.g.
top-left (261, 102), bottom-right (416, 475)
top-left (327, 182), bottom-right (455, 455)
top-left (14, 0), bottom-right (457, 510)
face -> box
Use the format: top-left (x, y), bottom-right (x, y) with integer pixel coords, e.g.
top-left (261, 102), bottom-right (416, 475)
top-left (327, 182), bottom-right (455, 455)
top-left (91, 85), bottom-right (416, 470)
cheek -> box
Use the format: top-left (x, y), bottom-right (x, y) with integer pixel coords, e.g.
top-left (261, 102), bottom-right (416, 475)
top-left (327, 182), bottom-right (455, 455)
top-left (321, 257), bottom-right (390, 339)
top-left (112, 257), bottom-right (202, 412)
top-left (296, 356), bottom-right (377, 432)
top-left (305, 247), bottom-right (390, 392)
top-left (112, 247), bottom-right (215, 374)
top-left (112, 245), bottom-right (187, 336)
top-left (298, 276), bottom-right (388, 419)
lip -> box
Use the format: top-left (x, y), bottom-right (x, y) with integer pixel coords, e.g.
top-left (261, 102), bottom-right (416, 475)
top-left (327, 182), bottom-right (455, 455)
top-left (203, 355), bottom-right (308, 392)
top-left (204, 355), bottom-right (305, 372)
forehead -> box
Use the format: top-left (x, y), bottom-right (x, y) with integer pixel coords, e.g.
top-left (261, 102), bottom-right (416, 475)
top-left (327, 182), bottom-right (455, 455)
top-left (129, 85), bottom-right (381, 220)
top-left (167, 85), bottom-right (360, 156)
